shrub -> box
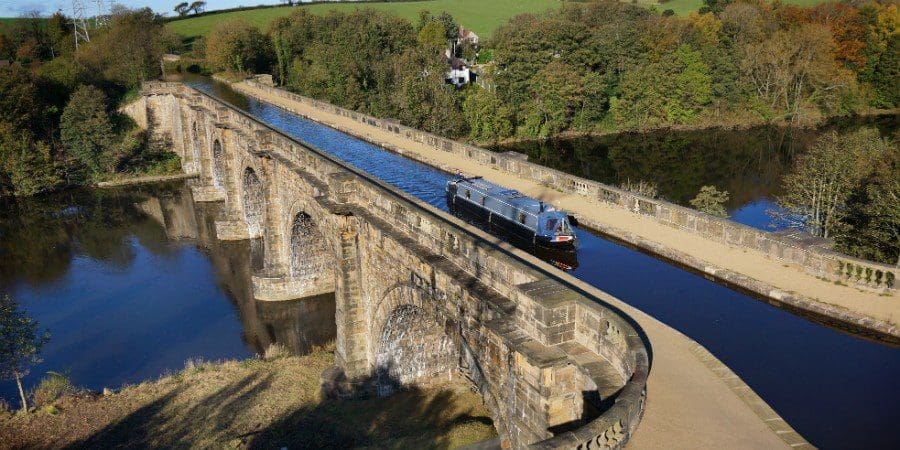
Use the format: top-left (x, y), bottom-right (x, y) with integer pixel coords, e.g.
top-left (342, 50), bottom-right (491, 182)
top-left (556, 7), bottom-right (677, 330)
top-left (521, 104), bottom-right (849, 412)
top-left (32, 371), bottom-right (75, 407)
top-left (263, 343), bottom-right (290, 360)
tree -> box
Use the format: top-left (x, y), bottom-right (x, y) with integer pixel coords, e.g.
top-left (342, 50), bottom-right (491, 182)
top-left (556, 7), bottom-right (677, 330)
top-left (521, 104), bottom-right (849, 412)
top-left (835, 132), bottom-right (899, 264)
top-left (188, 1), bottom-right (206, 15)
top-left (690, 185), bottom-right (730, 217)
top-left (174, 2), bottom-right (189, 16)
top-left (521, 60), bottom-right (583, 137)
top-left (613, 45), bottom-right (712, 127)
top-left (775, 128), bottom-right (886, 239)
top-left (60, 85), bottom-right (116, 179)
top-left (77, 6), bottom-right (174, 90)
top-left (0, 123), bottom-right (62, 196)
top-left (417, 21), bottom-right (447, 52)
top-left (462, 86), bottom-right (513, 143)
top-left (0, 294), bottom-right (50, 412)
top-left (206, 19), bottom-right (269, 74)
top-left (741, 24), bottom-right (856, 123)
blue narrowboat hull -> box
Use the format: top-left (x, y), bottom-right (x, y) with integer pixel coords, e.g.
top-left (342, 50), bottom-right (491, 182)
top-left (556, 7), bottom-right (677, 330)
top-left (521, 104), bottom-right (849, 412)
top-left (445, 189), bottom-right (578, 252)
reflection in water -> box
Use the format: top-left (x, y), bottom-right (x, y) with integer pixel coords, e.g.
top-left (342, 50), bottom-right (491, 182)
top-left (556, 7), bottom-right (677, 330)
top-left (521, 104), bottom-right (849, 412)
top-left (0, 183), bottom-right (335, 403)
top-left (491, 115), bottom-right (898, 229)
top-left (178, 76), bottom-right (899, 449)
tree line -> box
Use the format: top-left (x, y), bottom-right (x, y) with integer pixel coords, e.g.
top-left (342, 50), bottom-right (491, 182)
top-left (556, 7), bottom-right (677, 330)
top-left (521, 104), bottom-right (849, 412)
top-left (198, 0), bottom-right (897, 144)
top-left (195, 0), bottom-right (896, 265)
top-left (0, 7), bottom-right (181, 197)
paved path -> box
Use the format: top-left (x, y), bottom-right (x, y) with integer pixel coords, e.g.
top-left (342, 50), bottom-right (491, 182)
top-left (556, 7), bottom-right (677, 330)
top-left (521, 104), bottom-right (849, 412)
top-left (232, 81), bottom-right (898, 337)
top-left (233, 81), bottom-right (816, 449)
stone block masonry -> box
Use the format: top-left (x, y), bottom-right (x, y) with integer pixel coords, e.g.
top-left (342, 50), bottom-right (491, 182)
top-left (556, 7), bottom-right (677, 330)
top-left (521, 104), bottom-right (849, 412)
top-left (233, 77), bottom-right (898, 343)
top-left (127, 81), bottom-right (652, 449)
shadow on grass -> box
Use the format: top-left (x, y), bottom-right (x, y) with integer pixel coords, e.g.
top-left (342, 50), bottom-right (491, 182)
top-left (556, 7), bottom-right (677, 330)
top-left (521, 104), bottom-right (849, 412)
top-left (63, 365), bottom-right (494, 449)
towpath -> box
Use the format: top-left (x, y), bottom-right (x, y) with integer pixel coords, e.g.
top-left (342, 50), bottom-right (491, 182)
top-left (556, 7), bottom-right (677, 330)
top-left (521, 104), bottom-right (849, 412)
top-left (230, 80), bottom-right (819, 449)
top-left (231, 80), bottom-right (898, 339)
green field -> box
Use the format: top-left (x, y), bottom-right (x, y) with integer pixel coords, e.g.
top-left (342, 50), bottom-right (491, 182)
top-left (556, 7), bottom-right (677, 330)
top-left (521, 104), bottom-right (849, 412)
top-left (167, 0), bottom-right (562, 41)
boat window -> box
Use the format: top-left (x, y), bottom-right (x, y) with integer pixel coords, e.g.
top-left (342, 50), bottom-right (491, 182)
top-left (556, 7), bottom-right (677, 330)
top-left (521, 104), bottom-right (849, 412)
top-left (518, 212), bottom-right (526, 224)
top-left (465, 189), bottom-right (471, 199)
top-left (480, 196), bottom-right (486, 206)
top-left (545, 218), bottom-right (559, 232)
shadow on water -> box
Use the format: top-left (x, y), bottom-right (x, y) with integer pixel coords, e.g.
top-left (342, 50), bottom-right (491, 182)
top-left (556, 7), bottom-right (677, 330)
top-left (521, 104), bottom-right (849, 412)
top-left (489, 114), bottom-right (898, 212)
top-left (176, 75), bottom-right (900, 449)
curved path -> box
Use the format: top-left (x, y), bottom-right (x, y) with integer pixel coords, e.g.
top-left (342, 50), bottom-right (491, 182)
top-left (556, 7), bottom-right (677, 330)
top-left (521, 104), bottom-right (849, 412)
top-left (227, 80), bottom-right (810, 449)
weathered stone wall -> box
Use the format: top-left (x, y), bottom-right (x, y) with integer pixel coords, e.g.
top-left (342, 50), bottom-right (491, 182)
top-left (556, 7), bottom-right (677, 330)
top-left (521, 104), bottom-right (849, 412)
top-left (128, 82), bottom-right (650, 449)
top-left (240, 79), bottom-right (896, 294)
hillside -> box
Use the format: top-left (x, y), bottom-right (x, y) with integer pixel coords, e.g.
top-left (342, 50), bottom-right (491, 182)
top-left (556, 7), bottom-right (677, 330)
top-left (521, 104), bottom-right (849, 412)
top-left (165, 0), bottom-right (838, 41)
top-left (167, 0), bottom-right (562, 41)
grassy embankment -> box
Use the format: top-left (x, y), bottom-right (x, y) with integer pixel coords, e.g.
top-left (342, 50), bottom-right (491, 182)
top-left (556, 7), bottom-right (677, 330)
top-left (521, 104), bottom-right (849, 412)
top-left (167, 0), bottom-right (562, 41)
top-left (165, 0), bottom-right (837, 41)
top-left (0, 348), bottom-right (496, 449)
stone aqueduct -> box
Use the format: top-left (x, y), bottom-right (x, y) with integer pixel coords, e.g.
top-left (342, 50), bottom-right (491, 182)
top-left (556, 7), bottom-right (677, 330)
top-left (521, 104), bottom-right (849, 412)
top-left (125, 82), bottom-right (650, 449)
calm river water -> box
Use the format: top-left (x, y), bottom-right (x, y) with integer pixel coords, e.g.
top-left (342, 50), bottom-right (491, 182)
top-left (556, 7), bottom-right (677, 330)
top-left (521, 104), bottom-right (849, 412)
top-left (0, 185), bottom-right (335, 405)
top-left (491, 116), bottom-right (897, 231)
top-left (1, 75), bottom-right (896, 449)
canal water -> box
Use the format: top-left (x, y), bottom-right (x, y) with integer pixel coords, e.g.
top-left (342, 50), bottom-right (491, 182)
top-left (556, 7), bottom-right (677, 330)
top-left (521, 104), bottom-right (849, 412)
top-left (182, 76), bottom-right (899, 449)
top-left (0, 74), bottom-right (895, 449)
top-left (490, 115), bottom-right (897, 232)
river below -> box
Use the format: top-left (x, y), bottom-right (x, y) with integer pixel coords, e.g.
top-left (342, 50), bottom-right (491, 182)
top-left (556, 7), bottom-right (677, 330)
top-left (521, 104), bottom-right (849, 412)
top-left (1, 75), bottom-right (897, 449)
top-left (490, 115), bottom-right (897, 232)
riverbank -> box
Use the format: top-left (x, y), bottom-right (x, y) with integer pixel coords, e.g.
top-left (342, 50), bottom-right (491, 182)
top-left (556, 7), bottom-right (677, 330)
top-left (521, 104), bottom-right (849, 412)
top-left (474, 107), bottom-right (900, 149)
top-left (0, 348), bottom-right (496, 449)
top-left (231, 80), bottom-right (898, 343)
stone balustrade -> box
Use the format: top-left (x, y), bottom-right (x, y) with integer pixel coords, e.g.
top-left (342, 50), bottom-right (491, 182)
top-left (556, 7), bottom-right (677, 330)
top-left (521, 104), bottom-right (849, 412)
top-left (131, 81), bottom-right (651, 449)
top-left (241, 78), bottom-right (896, 293)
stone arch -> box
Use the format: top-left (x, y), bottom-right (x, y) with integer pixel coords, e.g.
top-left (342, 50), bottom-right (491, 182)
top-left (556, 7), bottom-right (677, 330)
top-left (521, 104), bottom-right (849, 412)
top-left (370, 283), bottom-right (459, 396)
top-left (242, 167), bottom-right (265, 236)
top-left (212, 139), bottom-right (225, 188)
top-left (290, 211), bottom-right (335, 280)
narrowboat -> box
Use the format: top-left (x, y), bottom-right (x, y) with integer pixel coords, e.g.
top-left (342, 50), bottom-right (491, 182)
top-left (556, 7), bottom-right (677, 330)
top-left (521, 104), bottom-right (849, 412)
top-left (446, 175), bottom-right (578, 251)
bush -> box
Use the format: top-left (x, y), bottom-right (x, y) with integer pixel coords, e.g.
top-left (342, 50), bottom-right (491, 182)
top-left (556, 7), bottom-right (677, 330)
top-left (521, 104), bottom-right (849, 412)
top-left (263, 343), bottom-right (290, 360)
top-left (690, 185), bottom-right (730, 217)
top-left (32, 371), bottom-right (75, 407)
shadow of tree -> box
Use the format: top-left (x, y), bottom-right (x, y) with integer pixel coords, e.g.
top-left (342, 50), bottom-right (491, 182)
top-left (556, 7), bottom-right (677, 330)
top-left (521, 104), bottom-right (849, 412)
top-left (246, 383), bottom-right (493, 449)
top-left (60, 364), bottom-right (494, 449)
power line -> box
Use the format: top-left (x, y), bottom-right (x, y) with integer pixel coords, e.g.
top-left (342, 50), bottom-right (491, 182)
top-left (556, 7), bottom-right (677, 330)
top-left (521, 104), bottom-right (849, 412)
top-left (71, 0), bottom-right (90, 49)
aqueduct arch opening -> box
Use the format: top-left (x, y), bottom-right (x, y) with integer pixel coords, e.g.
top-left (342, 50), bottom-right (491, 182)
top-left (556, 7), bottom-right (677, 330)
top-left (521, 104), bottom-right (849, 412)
top-left (242, 167), bottom-right (265, 236)
top-left (290, 211), bottom-right (335, 281)
top-left (212, 139), bottom-right (225, 188)
top-left (370, 284), bottom-right (461, 396)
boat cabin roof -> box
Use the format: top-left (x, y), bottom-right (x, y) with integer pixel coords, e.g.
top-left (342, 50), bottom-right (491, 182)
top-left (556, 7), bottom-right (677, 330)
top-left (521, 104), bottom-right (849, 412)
top-left (453, 177), bottom-right (569, 226)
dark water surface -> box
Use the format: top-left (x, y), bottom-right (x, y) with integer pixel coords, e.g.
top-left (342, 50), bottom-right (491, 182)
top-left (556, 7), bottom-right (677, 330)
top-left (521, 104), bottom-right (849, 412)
top-left (491, 116), bottom-right (898, 231)
top-left (0, 185), bottom-right (335, 404)
top-left (0, 74), bottom-right (895, 449)
top-left (179, 76), bottom-right (898, 449)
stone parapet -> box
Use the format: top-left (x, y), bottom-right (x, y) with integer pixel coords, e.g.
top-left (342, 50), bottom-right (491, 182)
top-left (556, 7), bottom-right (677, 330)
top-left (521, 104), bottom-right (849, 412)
top-left (136, 81), bottom-right (651, 449)
top-left (239, 78), bottom-right (895, 294)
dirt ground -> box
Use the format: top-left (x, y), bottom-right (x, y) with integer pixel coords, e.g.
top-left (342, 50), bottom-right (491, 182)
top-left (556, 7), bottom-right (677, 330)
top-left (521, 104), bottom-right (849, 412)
top-left (0, 350), bottom-right (495, 450)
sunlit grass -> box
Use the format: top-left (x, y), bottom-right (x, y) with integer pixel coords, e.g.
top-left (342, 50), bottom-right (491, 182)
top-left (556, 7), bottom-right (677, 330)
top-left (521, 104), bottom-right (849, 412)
top-left (167, 0), bottom-right (562, 41)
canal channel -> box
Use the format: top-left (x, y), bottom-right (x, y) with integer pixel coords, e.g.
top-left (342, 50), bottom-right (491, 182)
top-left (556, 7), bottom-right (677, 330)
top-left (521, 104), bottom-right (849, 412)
top-left (0, 75), bottom-right (896, 449)
top-left (187, 76), bottom-right (899, 449)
